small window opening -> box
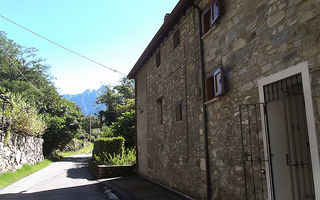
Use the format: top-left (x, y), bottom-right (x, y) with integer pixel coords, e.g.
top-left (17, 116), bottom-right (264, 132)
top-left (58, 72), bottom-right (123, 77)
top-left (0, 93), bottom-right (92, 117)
top-left (156, 51), bottom-right (161, 67)
top-left (173, 29), bottom-right (180, 48)
top-left (206, 75), bottom-right (215, 101)
top-left (157, 97), bottom-right (163, 125)
top-left (176, 100), bottom-right (183, 122)
top-left (206, 67), bottom-right (225, 101)
top-left (202, 0), bottom-right (221, 35)
top-left (202, 7), bottom-right (211, 34)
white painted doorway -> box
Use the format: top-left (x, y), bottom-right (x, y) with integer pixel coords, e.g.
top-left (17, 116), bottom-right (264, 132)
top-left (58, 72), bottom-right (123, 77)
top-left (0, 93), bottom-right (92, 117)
top-left (264, 74), bottom-right (314, 199)
top-left (258, 62), bottom-right (320, 200)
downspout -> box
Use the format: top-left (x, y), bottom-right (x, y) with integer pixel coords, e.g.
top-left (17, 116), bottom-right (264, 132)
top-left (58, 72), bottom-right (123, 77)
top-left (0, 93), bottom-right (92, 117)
top-left (191, 4), bottom-right (211, 200)
top-left (134, 78), bottom-right (139, 172)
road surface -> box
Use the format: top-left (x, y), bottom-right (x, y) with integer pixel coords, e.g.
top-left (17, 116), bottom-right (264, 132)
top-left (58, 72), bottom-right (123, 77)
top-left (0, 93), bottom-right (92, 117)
top-left (0, 154), bottom-right (106, 200)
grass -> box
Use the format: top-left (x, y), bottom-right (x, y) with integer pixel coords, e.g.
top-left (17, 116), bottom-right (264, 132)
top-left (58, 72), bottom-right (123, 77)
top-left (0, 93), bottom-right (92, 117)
top-left (0, 159), bottom-right (52, 189)
top-left (58, 142), bottom-right (93, 157)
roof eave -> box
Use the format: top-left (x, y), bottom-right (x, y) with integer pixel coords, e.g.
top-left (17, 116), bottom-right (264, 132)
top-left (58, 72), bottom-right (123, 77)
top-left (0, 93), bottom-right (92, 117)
top-left (127, 0), bottom-right (192, 79)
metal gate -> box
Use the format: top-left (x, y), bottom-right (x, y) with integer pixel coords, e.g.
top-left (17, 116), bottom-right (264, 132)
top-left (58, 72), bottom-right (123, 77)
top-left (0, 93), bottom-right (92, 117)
top-left (240, 73), bottom-right (315, 200)
top-left (239, 103), bottom-right (269, 200)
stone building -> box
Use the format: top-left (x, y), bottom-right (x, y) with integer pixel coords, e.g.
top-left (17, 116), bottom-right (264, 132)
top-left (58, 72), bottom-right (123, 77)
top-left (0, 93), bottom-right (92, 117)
top-left (128, 0), bottom-right (320, 199)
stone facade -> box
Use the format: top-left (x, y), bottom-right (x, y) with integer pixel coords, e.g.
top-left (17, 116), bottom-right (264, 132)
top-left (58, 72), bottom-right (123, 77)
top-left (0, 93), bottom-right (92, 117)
top-left (136, 8), bottom-right (207, 199)
top-left (131, 0), bottom-right (320, 199)
top-left (0, 131), bottom-right (44, 173)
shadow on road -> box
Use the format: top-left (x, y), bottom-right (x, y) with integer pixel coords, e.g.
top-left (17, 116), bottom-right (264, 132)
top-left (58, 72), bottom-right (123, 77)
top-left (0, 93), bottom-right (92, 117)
top-left (0, 183), bottom-right (106, 200)
top-left (58, 156), bottom-right (90, 164)
top-left (66, 167), bottom-right (94, 181)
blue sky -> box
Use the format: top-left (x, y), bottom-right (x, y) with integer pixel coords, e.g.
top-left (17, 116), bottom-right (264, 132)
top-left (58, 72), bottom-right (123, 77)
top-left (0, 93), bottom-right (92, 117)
top-left (0, 0), bottom-right (178, 94)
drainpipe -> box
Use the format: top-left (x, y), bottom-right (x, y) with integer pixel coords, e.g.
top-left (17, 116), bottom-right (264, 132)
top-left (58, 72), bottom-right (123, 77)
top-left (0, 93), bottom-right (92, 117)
top-left (191, 4), bottom-right (211, 200)
top-left (134, 78), bottom-right (139, 172)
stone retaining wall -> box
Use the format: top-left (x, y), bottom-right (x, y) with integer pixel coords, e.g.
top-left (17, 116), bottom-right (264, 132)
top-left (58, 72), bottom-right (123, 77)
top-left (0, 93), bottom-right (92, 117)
top-left (0, 131), bottom-right (44, 173)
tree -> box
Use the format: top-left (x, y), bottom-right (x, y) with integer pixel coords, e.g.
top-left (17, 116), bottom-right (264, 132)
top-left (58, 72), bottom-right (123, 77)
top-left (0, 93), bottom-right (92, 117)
top-left (0, 31), bottom-right (84, 156)
top-left (97, 78), bottom-right (135, 148)
top-left (96, 78), bottom-right (134, 126)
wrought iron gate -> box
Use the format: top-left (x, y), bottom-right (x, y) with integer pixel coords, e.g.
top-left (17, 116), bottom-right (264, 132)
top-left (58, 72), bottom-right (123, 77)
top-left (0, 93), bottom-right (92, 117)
top-left (239, 103), bottom-right (269, 200)
top-left (240, 73), bottom-right (315, 200)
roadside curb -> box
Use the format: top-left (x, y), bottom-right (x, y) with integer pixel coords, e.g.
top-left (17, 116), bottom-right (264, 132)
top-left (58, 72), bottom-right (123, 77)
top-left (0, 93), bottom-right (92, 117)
top-left (96, 178), bottom-right (133, 200)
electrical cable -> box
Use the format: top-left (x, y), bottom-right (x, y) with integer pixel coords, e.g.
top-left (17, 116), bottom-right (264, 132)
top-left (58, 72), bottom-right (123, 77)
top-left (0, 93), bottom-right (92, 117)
top-left (0, 14), bottom-right (126, 76)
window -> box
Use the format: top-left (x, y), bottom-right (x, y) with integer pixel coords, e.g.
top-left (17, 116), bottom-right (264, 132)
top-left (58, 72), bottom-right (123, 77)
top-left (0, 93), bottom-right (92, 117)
top-left (176, 100), bottom-right (183, 122)
top-left (213, 67), bottom-right (224, 96)
top-left (211, 0), bottom-right (220, 25)
top-left (157, 97), bottom-right (163, 125)
top-left (206, 75), bottom-right (215, 101)
top-left (156, 51), bottom-right (161, 67)
top-left (202, 7), bottom-right (211, 34)
top-left (202, 0), bottom-right (220, 35)
top-left (206, 67), bottom-right (224, 101)
top-left (173, 29), bottom-right (180, 48)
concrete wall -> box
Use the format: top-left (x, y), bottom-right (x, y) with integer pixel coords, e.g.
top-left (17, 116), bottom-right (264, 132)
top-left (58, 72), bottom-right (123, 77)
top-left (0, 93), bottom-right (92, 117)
top-left (136, 66), bottom-right (148, 176)
top-left (0, 131), bottom-right (44, 173)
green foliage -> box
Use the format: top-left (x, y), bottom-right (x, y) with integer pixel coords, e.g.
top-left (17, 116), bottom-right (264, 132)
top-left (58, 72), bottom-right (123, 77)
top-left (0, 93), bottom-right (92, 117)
top-left (110, 110), bottom-right (135, 148)
top-left (101, 126), bottom-right (115, 137)
top-left (81, 115), bottom-right (99, 135)
top-left (0, 89), bottom-right (46, 137)
top-left (96, 78), bottom-right (135, 148)
top-left (58, 141), bottom-right (93, 157)
top-left (92, 137), bottom-right (125, 159)
top-left (0, 31), bottom-right (84, 157)
top-left (43, 99), bottom-right (82, 156)
top-left (93, 148), bottom-right (136, 166)
top-left (96, 78), bottom-right (134, 126)
top-left (0, 159), bottom-right (52, 188)
top-left (4, 129), bottom-right (11, 146)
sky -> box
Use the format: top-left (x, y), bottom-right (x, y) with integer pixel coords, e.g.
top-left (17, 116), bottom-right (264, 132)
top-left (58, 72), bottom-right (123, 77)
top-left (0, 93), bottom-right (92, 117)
top-left (0, 0), bottom-right (179, 94)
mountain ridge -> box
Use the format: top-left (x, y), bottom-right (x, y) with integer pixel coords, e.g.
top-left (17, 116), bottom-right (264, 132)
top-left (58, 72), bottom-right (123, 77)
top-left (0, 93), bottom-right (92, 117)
top-left (62, 86), bottom-right (106, 116)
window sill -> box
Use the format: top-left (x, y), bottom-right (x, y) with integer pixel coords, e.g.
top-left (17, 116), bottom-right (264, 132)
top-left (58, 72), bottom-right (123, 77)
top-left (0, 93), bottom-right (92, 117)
top-left (205, 97), bottom-right (219, 105)
top-left (201, 26), bottom-right (216, 40)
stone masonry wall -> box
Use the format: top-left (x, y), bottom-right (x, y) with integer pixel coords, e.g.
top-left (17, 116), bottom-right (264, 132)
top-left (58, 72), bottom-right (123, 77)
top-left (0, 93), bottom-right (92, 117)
top-left (196, 0), bottom-right (320, 199)
top-left (135, 0), bottom-right (320, 199)
top-left (0, 131), bottom-right (44, 173)
top-left (138, 8), bottom-right (208, 199)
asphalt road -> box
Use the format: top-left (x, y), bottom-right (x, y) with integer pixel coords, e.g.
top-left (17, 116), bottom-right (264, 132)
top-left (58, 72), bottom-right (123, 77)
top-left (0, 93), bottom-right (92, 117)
top-left (0, 154), bottom-right (107, 200)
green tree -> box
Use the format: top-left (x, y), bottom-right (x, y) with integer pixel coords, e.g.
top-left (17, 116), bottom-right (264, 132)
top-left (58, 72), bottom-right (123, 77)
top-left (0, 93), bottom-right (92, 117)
top-left (0, 31), bottom-right (84, 156)
top-left (96, 78), bottom-right (135, 148)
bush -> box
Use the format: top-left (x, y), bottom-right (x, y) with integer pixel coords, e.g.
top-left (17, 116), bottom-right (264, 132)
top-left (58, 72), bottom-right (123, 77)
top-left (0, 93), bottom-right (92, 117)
top-left (94, 148), bottom-right (136, 166)
top-left (92, 137), bottom-right (125, 158)
top-left (0, 91), bottom-right (46, 137)
top-left (100, 126), bottom-right (115, 138)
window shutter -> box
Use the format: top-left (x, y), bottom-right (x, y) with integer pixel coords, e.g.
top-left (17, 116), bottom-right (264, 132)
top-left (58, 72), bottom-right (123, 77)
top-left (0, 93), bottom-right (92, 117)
top-left (213, 67), bottom-right (224, 96)
top-left (202, 7), bottom-right (211, 35)
top-left (211, 0), bottom-right (220, 25)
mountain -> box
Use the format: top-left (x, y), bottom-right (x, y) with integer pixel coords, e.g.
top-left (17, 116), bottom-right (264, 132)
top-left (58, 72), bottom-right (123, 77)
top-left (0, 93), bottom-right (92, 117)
top-left (62, 86), bottom-right (106, 116)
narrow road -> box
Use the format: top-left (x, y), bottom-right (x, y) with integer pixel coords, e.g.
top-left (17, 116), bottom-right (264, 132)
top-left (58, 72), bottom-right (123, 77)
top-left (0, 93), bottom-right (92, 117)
top-left (0, 154), bottom-right (106, 200)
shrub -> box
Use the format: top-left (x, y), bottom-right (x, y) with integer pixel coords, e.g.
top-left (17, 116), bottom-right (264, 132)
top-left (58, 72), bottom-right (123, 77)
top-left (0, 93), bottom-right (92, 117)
top-left (100, 126), bottom-right (115, 138)
top-left (92, 137), bottom-right (125, 158)
top-left (94, 148), bottom-right (136, 166)
top-left (1, 91), bottom-right (46, 137)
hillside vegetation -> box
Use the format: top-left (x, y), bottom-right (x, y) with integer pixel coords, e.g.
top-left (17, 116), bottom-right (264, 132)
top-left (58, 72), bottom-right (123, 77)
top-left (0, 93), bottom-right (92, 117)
top-left (0, 31), bottom-right (135, 157)
top-left (0, 31), bottom-right (82, 156)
